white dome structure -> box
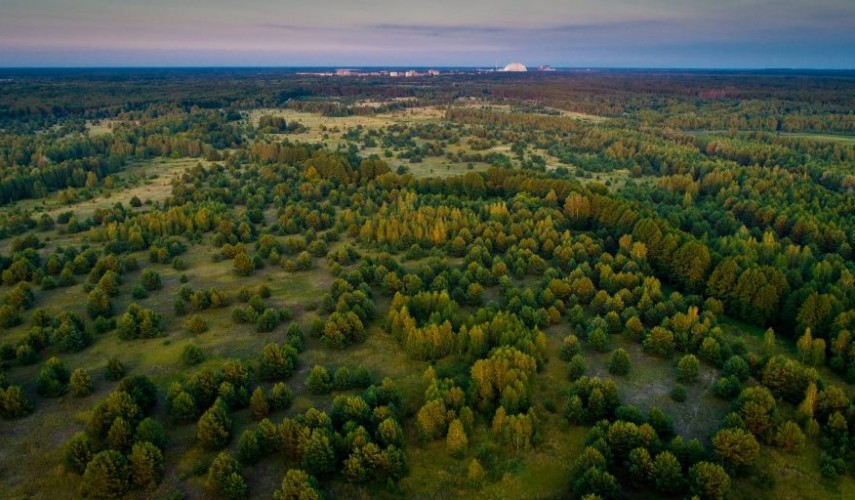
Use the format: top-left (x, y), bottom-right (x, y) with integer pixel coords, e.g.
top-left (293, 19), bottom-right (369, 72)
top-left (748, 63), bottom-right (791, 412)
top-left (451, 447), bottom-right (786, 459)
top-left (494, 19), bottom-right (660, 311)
top-left (502, 63), bottom-right (528, 72)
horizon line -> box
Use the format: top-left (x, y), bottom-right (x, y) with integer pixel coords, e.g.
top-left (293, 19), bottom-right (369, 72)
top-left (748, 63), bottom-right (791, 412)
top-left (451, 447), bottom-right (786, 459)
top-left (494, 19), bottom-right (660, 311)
top-left (1, 65), bottom-right (854, 72)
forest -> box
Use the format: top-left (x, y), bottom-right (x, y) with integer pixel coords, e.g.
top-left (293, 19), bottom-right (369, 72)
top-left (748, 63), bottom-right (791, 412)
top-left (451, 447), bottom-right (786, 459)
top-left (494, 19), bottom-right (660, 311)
top-left (0, 68), bottom-right (854, 499)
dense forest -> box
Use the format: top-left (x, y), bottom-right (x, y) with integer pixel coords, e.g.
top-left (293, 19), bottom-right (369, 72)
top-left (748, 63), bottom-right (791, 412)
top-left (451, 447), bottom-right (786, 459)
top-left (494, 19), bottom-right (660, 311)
top-left (1, 68), bottom-right (855, 499)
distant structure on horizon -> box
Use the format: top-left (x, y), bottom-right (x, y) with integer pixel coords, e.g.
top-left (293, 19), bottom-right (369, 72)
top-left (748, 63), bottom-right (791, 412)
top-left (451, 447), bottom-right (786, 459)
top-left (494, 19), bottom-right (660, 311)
top-left (538, 65), bottom-right (556, 72)
top-left (501, 63), bottom-right (528, 72)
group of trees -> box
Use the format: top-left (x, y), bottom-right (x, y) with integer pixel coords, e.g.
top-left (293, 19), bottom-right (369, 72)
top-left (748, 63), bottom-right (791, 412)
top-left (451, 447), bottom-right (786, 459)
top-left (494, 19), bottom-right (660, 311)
top-left (1, 70), bottom-right (855, 498)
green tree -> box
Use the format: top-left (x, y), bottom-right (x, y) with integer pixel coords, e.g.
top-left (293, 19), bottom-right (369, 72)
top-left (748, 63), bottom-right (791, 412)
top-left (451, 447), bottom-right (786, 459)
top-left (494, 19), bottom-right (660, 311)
top-left (774, 421), bottom-right (806, 452)
top-left (608, 348), bottom-right (630, 376)
top-left (64, 431), bottom-right (94, 475)
top-left (70, 368), bottom-right (93, 397)
top-left (446, 418), bottom-right (468, 458)
top-left (128, 441), bottom-right (164, 491)
top-left (237, 430), bottom-right (261, 465)
top-left (467, 458), bottom-right (486, 486)
top-left (169, 390), bottom-right (198, 422)
top-left (107, 417), bottom-right (135, 451)
top-left (644, 327), bottom-right (675, 357)
top-left (249, 387), bottom-right (270, 421)
top-left (197, 399), bottom-right (233, 450)
top-left (712, 428), bottom-right (760, 472)
top-left (628, 447), bottom-right (653, 484)
top-left (273, 469), bottom-right (321, 500)
top-left (233, 252), bottom-right (255, 276)
top-left (650, 451), bottom-right (683, 493)
top-left (677, 354), bottom-right (700, 383)
top-left (307, 365), bottom-right (332, 395)
top-left (259, 343), bottom-right (299, 381)
top-left (689, 461), bottom-right (731, 500)
top-left (270, 382), bottom-right (293, 411)
top-left (207, 452), bottom-right (248, 500)
top-left (79, 450), bottom-right (129, 499)
top-left (301, 429), bottom-right (335, 475)
top-left (135, 418), bottom-right (167, 450)
top-left (86, 286), bottom-right (112, 319)
top-left (36, 356), bottom-right (70, 397)
top-left (559, 334), bottom-right (581, 361)
top-left (568, 354), bottom-right (587, 381)
top-left (140, 269), bottom-right (162, 291)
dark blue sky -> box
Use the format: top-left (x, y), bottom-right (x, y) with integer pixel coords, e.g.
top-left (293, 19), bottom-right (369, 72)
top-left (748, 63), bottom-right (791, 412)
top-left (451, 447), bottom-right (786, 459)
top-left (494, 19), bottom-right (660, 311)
top-left (1, 0), bottom-right (853, 68)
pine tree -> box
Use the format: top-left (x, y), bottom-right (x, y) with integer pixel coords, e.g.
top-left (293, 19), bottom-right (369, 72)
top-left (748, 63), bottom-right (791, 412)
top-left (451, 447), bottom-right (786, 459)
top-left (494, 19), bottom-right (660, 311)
top-left (207, 452), bottom-right (248, 499)
top-left (197, 399), bottom-right (232, 450)
top-left (677, 354), bottom-right (700, 383)
top-left (689, 461), bottom-right (731, 500)
top-left (70, 368), bottom-right (93, 397)
top-left (1, 385), bottom-right (33, 419)
top-left (128, 441), bottom-right (164, 490)
top-left (63, 432), bottom-right (94, 475)
top-left (249, 387), bottom-right (269, 421)
top-left (608, 348), bottom-right (630, 376)
top-left (273, 469), bottom-right (321, 500)
top-left (712, 428), bottom-right (760, 472)
top-left (79, 450), bottom-right (129, 499)
top-left (237, 430), bottom-right (261, 465)
top-left (306, 365), bottom-right (331, 395)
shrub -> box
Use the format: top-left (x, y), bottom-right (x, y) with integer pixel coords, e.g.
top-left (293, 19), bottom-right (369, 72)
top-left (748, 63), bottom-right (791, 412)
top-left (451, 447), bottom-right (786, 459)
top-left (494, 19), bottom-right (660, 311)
top-left (670, 384), bottom-right (687, 402)
top-left (184, 315), bottom-right (209, 335)
top-left (105, 357), bottom-right (126, 381)
top-left (181, 344), bottom-right (205, 366)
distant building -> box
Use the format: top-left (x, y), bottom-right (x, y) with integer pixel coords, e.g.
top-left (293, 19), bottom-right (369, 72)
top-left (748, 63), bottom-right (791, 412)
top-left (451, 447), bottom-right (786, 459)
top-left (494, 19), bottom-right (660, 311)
top-left (335, 69), bottom-right (354, 76)
top-left (427, 69), bottom-right (440, 76)
top-left (389, 71), bottom-right (400, 77)
top-left (405, 70), bottom-right (418, 77)
top-left (538, 65), bottom-right (556, 72)
top-left (501, 63), bottom-right (528, 72)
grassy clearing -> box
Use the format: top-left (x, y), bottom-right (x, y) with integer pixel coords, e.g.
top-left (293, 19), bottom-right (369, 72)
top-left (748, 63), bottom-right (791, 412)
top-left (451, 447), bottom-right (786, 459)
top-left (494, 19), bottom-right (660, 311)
top-left (4, 157), bottom-right (199, 221)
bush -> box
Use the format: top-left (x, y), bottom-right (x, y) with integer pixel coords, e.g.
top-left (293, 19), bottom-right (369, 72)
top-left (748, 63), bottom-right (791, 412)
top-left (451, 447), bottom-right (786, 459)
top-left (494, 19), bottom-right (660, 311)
top-left (184, 315), bottom-right (209, 335)
top-left (141, 269), bottom-right (162, 291)
top-left (670, 384), bottom-right (687, 402)
top-left (105, 357), bottom-right (126, 381)
top-left (37, 356), bottom-right (70, 397)
top-left (256, 308), bottom-right (282, 333)
top-left (181, 344), bottom-right (205, 366)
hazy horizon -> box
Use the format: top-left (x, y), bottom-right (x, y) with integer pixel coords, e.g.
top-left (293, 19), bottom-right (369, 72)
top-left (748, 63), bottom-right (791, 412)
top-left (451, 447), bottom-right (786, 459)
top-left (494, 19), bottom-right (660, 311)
top-left (1, 0), bottom-right (854, 69)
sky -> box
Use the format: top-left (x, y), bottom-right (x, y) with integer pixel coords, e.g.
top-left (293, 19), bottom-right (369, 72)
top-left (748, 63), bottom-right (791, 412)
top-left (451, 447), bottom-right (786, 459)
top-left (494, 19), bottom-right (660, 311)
top-left (0, 0), bottom-right (853, 68)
